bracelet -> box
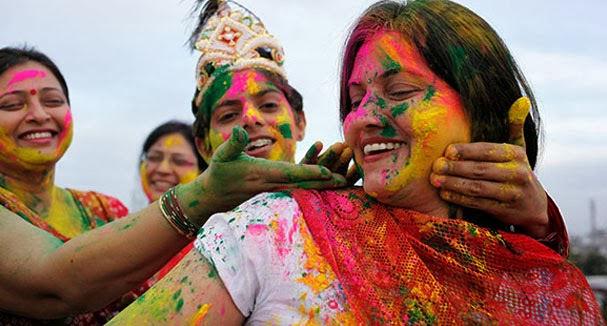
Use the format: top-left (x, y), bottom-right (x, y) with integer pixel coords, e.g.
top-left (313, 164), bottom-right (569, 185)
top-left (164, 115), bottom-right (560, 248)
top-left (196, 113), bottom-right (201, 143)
top-left (158, 187), bottom-right (199, 239)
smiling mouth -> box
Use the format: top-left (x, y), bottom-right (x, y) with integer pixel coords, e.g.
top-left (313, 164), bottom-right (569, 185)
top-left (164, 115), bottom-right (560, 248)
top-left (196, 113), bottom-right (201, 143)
top-left (21, 131), bottom-right (55, 140)
top-left (246, 138), bottom-right (274, 152)
top-left (363, 142), bottom-right (405, 156)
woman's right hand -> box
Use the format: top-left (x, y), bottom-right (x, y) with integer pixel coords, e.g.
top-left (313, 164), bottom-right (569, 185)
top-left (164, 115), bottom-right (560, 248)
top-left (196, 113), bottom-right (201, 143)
top-left (179, 126), bottom-right (347, 224)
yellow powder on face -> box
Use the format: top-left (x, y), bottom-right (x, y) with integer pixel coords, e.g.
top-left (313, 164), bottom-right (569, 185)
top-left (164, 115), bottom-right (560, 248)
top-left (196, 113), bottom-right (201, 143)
top-left (180, 169), bottom-right (198, 184)
top-left (140, 161), bottom-right (153, 201)
top-left (164, 134), bottom-right (185, 147)
top-left (385, 102), bottom-right (445, 192)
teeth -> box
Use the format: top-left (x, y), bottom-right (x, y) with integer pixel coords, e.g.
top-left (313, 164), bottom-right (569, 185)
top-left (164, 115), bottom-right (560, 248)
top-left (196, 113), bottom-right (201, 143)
top-left (364, 142), bottom-right (403, 155)
top-left (23, 132), bottom-right (53, 140)
top-left (246, 138), bottom-right (272, 150)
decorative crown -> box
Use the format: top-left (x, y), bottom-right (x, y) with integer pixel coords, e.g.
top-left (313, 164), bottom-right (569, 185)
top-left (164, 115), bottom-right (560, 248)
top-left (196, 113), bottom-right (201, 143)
top-left (193, 0), bottom-right (286, 106)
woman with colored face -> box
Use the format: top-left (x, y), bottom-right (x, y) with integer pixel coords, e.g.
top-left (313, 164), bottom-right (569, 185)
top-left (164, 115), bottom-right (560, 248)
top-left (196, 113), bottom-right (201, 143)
top-left (0, 47), bottom-right (344, 324)
top-left (111, 1), bottom-right (602, 324)
top-left (140, 121), bottom-right (204, 203)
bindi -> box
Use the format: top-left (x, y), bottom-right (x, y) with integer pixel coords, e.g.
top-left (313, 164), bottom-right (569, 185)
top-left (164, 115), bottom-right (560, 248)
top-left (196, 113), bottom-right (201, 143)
top-left (30, 89), bottom-right (37, 95)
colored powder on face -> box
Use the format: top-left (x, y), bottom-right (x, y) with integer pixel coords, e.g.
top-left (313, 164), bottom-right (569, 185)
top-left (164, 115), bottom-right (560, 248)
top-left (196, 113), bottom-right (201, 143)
top-left (189, 304), bottom-right (211, 325)
top-left (379, 116), bottom-right (396, 137)
top-left (139, 161), bottom-right (153, 201)
top-left (378, 44), bottom-right (401, 73)
top-left (164, 134), bottom-right (184, 148)
top-left (200, 67), bottom-right (234, 121)
top-left (277, 123), bottom-right (293, 139)
top-left (179, 169), bottom-right (198, 184)
top-left (423, 85), bottom-right (436, 102)
top-left (391, 102), bottom-right (409, 118)
top-left (55, 110), bottom-right (74, 157)
top-left (7, 69), bottom-right (46, 87)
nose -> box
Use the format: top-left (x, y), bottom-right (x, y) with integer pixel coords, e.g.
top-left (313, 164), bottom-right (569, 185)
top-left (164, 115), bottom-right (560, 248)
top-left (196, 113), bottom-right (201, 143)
top-left (241, 102), bottom-right (264, 130)
top-left (25, 99), bottom-right (51, 123)
top-left (347, 91), bottom-right (386, 130)
top-left (156, 157), bottom-right (173, 173)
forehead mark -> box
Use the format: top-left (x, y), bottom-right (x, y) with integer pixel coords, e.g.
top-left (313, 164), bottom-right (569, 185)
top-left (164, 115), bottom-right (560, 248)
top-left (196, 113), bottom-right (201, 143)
top-left (7, 69), bottom-right (47, 87)
top-left (164, 135), bottom-right (184, 148)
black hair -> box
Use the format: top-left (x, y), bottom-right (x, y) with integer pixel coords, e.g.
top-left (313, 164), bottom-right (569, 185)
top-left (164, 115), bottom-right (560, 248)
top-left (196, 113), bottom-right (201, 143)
top-left (0, 45), bottom-right (70, 105)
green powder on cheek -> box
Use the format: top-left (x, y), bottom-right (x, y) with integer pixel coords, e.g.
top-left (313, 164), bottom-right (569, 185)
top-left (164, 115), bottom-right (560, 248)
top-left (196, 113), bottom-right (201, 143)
top-left (423, 85), bottom-right (436, 101)
top-left (391, 102), bottom-right (409, 118)
top-left (278, 123), bottom-right (293, 139)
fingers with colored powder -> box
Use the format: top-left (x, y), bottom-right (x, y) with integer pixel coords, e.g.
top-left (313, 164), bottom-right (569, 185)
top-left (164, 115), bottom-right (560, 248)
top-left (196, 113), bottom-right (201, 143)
top-left (429, 97), bottom-right (551, 238)
top-left (507, 96), bottom-right (530, 148)
top-left (300, 141), bottom-right (361, 186)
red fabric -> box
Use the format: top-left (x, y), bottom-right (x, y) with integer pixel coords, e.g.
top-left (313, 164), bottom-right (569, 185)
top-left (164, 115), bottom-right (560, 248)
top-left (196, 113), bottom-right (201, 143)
top-left (0, 187), bottom-right (132, 325)
top-left (292, 188), bottom-right (604, 325)
top-left (155, 242), bottom-right (194, 280)
top-left (543, 193), bottom-right (569, 257)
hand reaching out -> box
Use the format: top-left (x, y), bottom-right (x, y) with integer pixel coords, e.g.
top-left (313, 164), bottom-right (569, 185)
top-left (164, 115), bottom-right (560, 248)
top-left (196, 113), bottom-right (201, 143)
top-left (178, 127), bottom-right (347, 225)
top-left (301, 141), bottom-right (360, 186)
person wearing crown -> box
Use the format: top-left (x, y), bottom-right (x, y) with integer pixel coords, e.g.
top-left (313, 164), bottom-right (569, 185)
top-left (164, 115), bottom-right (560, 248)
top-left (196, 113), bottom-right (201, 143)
top-left (108, 0), bottom-right (599, 325)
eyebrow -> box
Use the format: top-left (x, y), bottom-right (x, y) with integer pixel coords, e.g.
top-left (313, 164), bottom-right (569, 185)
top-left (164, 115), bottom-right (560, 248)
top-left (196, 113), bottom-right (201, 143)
top-left (215, 88), bottom-right (281, 108)
top-left (0, 87), bottom-right (63, 100)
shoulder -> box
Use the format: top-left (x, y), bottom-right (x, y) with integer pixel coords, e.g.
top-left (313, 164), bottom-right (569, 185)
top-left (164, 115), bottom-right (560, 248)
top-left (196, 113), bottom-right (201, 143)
top-left (66, 189), bottom-right (129, 220)
top-left (199, 191), bottom-right (300, 238)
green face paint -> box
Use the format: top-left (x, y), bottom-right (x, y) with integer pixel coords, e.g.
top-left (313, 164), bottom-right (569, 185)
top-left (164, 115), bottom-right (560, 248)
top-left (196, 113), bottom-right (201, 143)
top-left (391, 102), bottom-right (409, 118)
top-left (199, 65), bottom-right (234, 123)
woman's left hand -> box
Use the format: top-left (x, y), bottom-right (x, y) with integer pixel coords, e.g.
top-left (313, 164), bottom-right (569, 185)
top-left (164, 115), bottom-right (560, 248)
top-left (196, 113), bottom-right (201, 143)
top-left (430, 97), bottom-right (550, 239)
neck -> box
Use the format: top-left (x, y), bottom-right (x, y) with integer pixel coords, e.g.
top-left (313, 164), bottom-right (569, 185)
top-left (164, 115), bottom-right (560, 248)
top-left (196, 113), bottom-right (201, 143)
top-left (0, 163), bottom-right (58, 215)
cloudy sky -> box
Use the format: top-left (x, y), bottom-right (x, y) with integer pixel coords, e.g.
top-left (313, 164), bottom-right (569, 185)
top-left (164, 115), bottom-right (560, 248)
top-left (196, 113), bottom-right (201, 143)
top-left (1, 0), bottom-right (605, 236)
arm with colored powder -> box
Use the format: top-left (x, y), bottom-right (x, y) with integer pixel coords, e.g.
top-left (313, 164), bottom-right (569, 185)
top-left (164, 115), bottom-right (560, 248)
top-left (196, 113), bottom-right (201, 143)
top-left (106, 249), bottom-right (244, 325)
top-left (0, 127), bottom-right (345, 319)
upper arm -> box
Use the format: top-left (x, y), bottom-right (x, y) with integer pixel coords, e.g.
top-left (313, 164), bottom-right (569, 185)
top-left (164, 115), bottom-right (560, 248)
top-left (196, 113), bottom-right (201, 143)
top-left (109, 248), bottom-right (244, 325)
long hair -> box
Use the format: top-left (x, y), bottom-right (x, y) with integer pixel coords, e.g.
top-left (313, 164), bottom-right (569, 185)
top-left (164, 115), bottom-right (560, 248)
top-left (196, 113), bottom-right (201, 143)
top-left (340, 0), bottom-right (542, 168)
top-left (0, 45), bottom-right (70, 105)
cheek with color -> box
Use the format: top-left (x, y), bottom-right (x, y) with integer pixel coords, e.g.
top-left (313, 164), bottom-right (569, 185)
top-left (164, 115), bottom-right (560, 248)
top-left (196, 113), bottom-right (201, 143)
top-left (140, 161), bottom-right (153, 202)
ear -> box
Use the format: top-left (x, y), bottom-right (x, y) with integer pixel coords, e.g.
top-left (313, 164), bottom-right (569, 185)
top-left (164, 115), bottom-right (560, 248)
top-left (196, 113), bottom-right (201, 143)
top-left (294, 111), bottom-right (307, 141)
top-left (195, 137), bottom-right (213, 164)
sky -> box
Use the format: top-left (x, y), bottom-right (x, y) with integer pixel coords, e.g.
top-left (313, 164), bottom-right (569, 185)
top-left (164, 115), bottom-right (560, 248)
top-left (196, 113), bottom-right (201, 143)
top-left (1, 0), bottom-right (605, 236)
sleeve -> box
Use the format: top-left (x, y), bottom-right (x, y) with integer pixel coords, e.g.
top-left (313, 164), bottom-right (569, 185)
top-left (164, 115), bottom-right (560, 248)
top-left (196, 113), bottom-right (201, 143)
top-left (194, 192), bottom-right (300, 317)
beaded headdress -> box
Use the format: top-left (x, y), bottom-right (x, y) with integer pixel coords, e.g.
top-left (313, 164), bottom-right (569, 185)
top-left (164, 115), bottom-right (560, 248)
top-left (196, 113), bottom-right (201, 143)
top-left (192, 0), bottom-right (287, 107)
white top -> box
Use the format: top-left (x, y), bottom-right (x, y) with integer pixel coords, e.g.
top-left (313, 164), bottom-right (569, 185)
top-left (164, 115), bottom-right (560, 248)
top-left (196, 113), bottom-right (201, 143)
top-left (195, 192), bottom-right (355, 325)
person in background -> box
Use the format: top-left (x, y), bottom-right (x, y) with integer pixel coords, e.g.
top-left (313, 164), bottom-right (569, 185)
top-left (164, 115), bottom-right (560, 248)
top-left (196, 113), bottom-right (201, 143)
top-left (111, 0), bottom-right (600, 324)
